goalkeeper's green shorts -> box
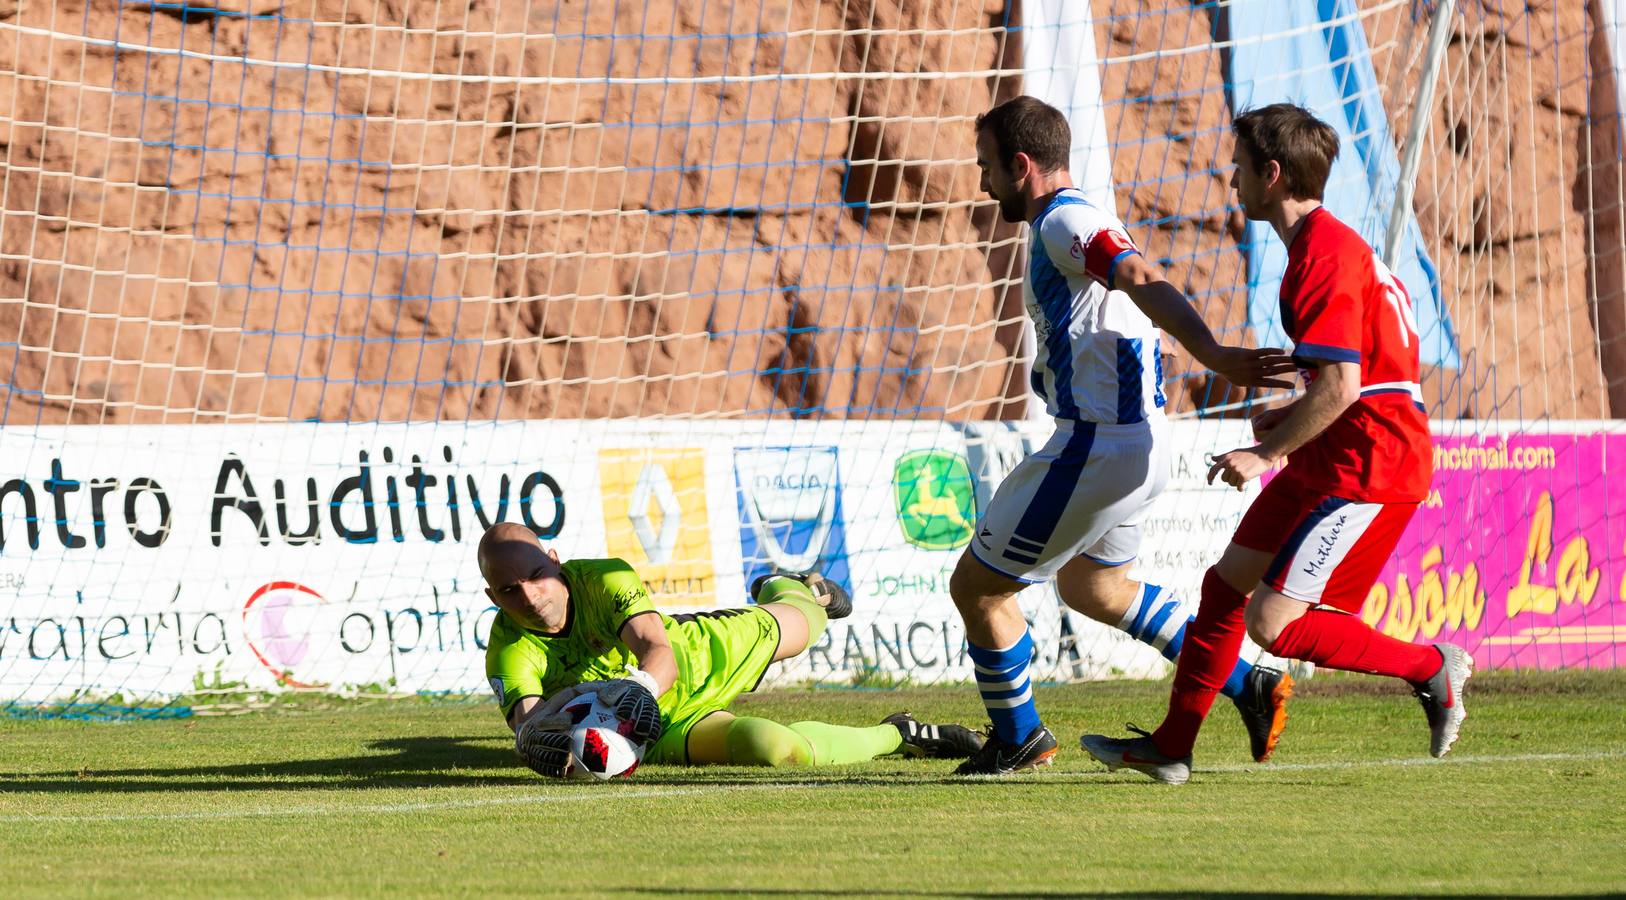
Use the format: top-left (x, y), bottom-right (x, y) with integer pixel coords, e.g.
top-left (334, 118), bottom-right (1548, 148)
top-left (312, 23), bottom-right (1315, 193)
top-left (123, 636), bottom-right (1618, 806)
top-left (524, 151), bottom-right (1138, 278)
top-left (645, 606), bottom-right (781, 765)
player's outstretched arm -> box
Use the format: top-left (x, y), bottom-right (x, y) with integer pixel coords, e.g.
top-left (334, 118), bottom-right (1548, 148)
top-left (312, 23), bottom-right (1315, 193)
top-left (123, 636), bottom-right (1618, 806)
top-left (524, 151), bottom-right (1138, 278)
top-left (1250, 360), bottom-right (1358, 459)
top-left (1112, 252), bottom-right (1296, 390)
top-left (618, 613), bottom-right (677, 697)
top-left (1208, 360), bottom-right (1359, 489)
top-left (1251, 400), bottom-right (1300, 442)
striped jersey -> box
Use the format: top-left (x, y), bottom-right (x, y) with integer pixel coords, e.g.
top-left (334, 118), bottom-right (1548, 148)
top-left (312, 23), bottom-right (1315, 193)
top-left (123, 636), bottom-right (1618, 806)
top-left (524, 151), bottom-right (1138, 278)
top-left (1025, 189), bottom-right (1165, 425)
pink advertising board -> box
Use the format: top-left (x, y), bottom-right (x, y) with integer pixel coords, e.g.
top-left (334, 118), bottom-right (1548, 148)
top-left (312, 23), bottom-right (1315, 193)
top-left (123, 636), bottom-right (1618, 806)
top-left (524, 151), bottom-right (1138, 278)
top-left (1363, 429), bottom-right (1626, 669)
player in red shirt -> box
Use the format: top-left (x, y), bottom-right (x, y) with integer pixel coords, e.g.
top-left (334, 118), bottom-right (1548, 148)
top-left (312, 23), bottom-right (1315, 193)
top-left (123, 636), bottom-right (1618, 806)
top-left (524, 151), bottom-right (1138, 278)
top-left (1081, 103), bottom-right (1472, 783)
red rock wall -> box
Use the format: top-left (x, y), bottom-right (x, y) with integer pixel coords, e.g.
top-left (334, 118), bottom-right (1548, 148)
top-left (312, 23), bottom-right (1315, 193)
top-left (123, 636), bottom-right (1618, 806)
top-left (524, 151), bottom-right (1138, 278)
top-left (1586, 0), bottom-right (1626, 416)
top-left (0, 0), bottom-right (1618, 423)
top-left (1096, 0), bottom-right (1623, 419)
top-left (1378, 0), bottom-right (1619, 419)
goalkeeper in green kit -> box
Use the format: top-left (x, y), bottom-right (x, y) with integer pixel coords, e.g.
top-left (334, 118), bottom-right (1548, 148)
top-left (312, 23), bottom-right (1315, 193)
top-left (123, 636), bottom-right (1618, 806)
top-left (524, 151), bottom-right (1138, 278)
top-left (479, 523), bottom-right (984, 777)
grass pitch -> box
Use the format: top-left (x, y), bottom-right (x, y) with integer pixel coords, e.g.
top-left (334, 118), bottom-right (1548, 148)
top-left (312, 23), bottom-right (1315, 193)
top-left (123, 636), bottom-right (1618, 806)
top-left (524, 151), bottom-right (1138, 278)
top-left (3, 670), bottom-right (1624, 898)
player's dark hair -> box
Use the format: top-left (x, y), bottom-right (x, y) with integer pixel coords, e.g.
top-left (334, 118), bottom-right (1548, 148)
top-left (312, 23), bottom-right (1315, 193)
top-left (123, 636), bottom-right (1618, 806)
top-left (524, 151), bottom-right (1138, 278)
top-left (1232, 103), bottom-right (1340, 201)
top-left (975, 96), bottom-right (1071, 173)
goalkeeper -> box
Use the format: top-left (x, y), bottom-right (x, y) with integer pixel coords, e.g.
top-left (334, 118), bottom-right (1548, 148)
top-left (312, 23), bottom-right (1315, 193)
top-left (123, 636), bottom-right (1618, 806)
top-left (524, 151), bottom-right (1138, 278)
top-left (478, 523), bottom-right (983, 777)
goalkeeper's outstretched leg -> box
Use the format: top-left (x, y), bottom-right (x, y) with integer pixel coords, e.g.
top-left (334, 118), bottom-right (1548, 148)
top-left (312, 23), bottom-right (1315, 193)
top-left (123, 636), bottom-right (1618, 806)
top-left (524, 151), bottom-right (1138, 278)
top-left (670, 572), bottom-right (983, 767)
top-left (683, 711), bottom-right (984, 767)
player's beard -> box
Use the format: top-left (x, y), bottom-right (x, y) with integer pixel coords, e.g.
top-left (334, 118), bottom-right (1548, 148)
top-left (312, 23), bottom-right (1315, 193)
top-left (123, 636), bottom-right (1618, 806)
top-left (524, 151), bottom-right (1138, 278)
top-left (997, 191), bottom-right (1026, 223)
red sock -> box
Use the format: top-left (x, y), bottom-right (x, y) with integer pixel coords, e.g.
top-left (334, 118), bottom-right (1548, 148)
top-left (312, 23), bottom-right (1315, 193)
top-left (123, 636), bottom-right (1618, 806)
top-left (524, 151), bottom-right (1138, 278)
top-left (1269, 607), bottom-right (1442, 682)
top-left (1152, 568), bottom-right (1250, 759)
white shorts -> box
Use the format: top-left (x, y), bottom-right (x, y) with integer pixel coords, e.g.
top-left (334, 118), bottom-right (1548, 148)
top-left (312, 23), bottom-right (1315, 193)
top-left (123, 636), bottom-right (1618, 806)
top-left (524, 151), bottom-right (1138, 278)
top-left (968, 418), bottom-right (1170, 584)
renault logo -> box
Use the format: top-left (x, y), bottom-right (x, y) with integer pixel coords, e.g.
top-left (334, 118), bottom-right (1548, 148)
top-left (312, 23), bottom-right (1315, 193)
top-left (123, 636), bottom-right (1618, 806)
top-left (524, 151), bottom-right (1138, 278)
top-left (627, 462), bottom-right (682, 564)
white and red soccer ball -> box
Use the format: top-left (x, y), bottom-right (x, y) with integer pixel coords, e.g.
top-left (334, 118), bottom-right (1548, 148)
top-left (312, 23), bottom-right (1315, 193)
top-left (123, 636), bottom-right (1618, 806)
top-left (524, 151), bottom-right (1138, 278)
top-left (559, 692), bottom-right (644, 780)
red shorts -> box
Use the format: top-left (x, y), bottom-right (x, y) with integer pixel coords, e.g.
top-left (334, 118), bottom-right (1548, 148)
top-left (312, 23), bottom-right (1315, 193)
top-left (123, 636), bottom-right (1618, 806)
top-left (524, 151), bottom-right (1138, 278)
top-left (1234, 476), bottom-right (1419, 612)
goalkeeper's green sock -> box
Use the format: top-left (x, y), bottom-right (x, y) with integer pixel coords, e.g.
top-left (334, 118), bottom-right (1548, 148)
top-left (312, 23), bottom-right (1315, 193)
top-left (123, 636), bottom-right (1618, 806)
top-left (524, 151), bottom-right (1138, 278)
top-left (787, 720), bottom-right (904, 765)
top-left (725, 717), bottom-right (813, 766)
top-left (724, 717), bottom-right (903, 766)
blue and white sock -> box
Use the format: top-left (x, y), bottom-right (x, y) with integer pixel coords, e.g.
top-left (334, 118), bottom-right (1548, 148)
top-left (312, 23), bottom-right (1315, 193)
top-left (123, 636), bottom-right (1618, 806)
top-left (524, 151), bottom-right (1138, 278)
top-left (1118, 582), bottom-right (1252, 700)
top-left (966, 630), bottom-right (1041, 745)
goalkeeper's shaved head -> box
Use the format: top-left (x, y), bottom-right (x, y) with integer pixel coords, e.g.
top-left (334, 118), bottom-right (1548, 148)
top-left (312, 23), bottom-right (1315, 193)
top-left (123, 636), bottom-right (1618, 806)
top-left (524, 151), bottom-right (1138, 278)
top-left (478, 522), bottom-right (568, 632)
top-left (478, 522), bottom-right (558, 590)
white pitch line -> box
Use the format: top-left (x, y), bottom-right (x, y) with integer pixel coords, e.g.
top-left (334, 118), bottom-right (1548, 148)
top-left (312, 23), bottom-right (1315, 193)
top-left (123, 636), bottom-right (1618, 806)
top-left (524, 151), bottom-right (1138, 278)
top-left (0, 783), bottom-right (804, 824)
top-left (1197, 749), bottom-right (1626, 774)
top-left (0, 750), bottom-right (1620, 823)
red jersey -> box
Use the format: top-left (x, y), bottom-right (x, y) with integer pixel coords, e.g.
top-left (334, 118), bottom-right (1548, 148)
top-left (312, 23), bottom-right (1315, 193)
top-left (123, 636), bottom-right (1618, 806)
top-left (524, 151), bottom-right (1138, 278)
top-left (1276, 206), bottom-right (1432, 503)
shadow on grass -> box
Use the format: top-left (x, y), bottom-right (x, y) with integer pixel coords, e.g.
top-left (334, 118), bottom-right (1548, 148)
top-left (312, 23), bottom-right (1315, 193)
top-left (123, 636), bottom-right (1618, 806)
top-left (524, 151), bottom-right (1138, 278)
top-left (0, 735), bottom-right (538, 792)
top-left (0, 735), bottom-right (1201, 793)
top-left (1, 731), bottom-right (1405, 793)
top-left (0, 735), bottom-right (1023, 793)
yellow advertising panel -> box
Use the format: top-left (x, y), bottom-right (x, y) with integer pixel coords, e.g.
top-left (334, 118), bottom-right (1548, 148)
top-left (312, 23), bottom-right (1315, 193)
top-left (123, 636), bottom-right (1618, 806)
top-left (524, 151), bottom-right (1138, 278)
top-left (599, 448), bottom-right (714, 605)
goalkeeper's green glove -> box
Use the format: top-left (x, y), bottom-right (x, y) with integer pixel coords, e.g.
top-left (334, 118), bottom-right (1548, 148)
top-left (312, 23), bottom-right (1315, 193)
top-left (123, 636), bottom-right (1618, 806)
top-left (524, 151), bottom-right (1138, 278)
top-left (515, 717), bottom-right (573, 778)
top-left (596, 667), bottom-right (663, 745)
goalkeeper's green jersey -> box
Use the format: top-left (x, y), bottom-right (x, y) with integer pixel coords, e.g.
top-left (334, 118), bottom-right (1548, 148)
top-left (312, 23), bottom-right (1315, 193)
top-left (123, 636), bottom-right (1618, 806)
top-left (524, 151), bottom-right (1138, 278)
top-left (485, 558), bottom-right (658, 718)
top-left (485, 557), bottom-right (782, 764)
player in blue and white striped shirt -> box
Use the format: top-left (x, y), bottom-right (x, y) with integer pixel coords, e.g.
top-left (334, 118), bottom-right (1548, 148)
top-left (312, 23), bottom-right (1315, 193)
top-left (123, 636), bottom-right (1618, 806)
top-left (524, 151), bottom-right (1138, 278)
top-left (951, 96), bottom-right (1298, 775)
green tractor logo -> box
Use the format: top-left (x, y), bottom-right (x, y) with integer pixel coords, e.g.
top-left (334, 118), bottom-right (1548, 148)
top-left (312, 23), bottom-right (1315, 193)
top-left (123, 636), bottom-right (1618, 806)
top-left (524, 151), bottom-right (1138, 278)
top-left (892, 450), bottom-right (976, 551)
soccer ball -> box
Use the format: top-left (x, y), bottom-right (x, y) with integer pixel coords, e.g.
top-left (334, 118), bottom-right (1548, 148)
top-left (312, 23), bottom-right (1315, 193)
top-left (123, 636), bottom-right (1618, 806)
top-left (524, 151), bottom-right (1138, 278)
top-left (559, 692), bottom-right (644, 780)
